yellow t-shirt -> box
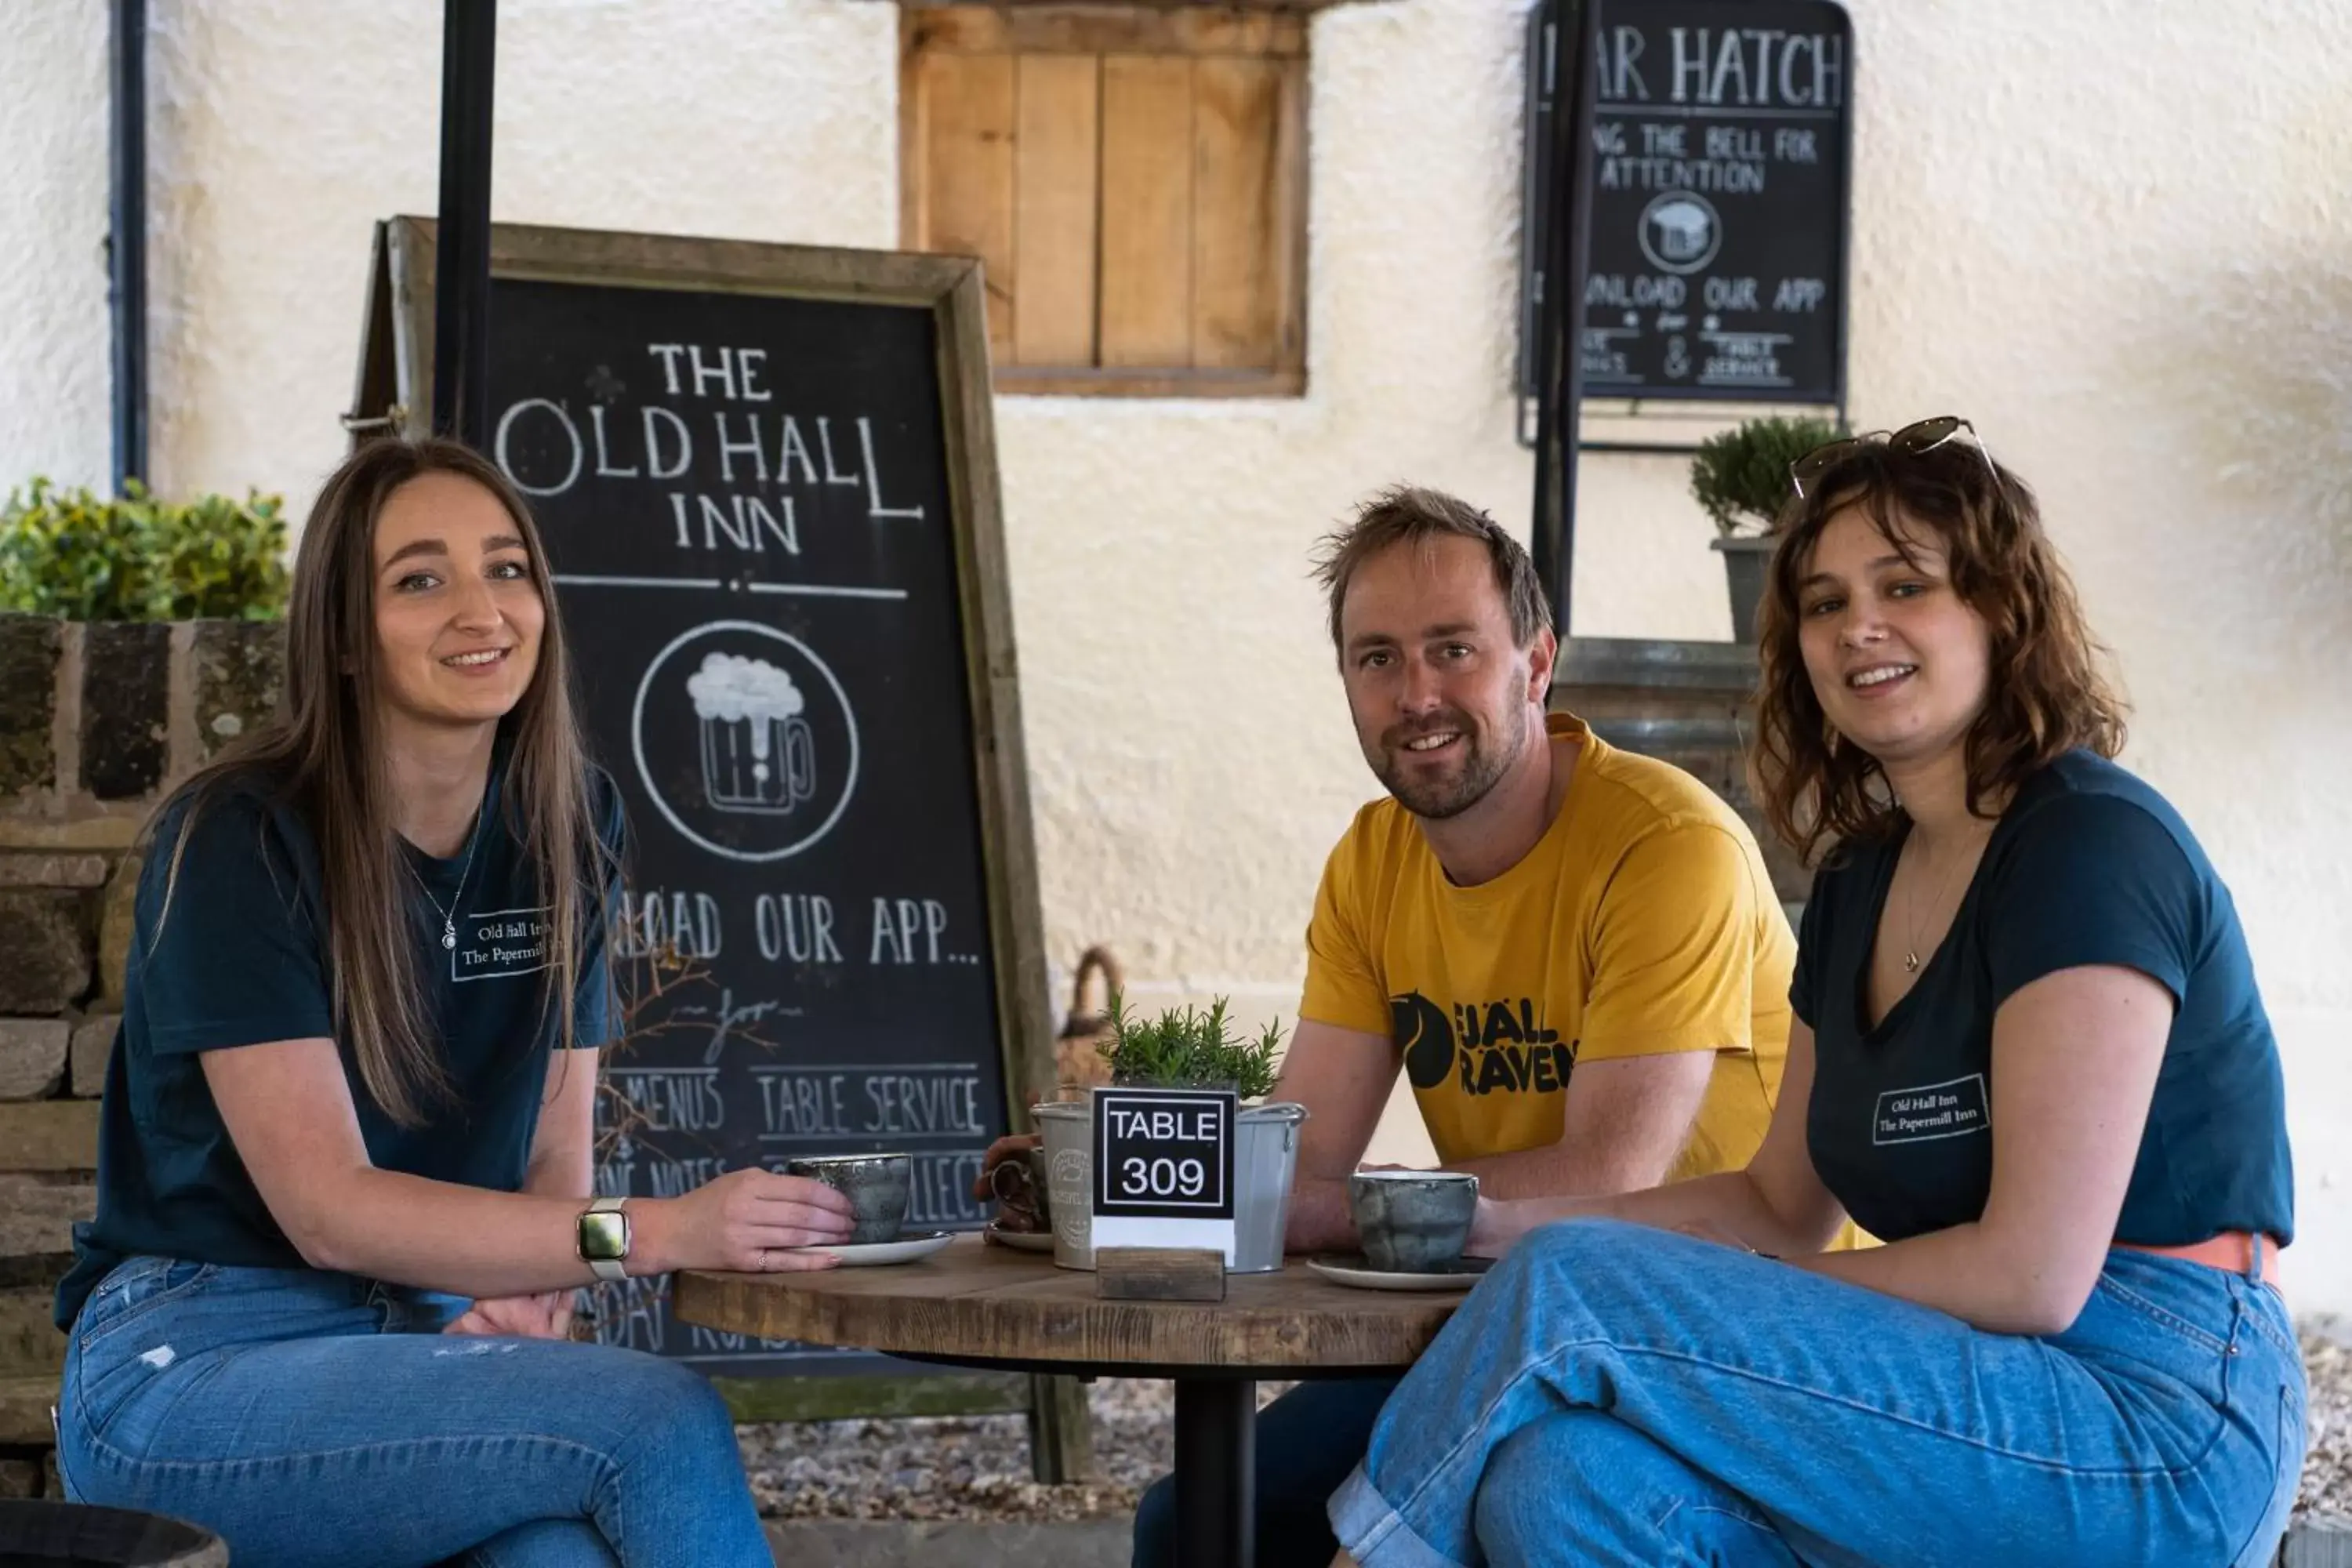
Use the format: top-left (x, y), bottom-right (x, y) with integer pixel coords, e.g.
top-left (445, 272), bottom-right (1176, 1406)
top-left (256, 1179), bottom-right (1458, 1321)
top-left (1301, 712), bottom-right (1794, 1181)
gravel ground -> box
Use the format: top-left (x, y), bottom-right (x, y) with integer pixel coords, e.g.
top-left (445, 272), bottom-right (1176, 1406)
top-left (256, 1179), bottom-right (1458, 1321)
top-left (2298, 1331), bottom-right (2352, 1519)
top-left (743, 1337), bottom-right (2352, 1530)
top-left (741, 1380), bottom-right (1299, 1523)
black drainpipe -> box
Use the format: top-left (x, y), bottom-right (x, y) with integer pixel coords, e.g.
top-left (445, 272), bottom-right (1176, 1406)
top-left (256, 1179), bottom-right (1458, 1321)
top-left (1530, 0), bottom-right (1600, 639)
top-left (433, 0), bottom-right (498, 451)
top-left (109, 0), bottom-right (149, 492)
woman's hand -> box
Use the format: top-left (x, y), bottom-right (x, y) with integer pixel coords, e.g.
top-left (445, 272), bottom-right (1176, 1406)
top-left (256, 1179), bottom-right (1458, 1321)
top-left (643, 1167), bottom-right (858, 1274)
top-left (446, 1290), bottom-right (575, 1339)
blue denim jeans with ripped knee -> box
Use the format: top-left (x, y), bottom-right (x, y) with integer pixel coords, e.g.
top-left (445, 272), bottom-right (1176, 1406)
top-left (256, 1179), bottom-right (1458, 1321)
top-left (1330, 1219), bottom-right (2305, 1568)
top-left (56, 1256), bottom-right (771, 1568)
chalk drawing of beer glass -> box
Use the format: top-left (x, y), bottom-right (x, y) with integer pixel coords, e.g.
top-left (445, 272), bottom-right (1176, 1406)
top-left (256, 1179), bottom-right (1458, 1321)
top-left (1647, 198), bottom-right (1714, 265)
top-left (687, 652), bottom-right (818, 815)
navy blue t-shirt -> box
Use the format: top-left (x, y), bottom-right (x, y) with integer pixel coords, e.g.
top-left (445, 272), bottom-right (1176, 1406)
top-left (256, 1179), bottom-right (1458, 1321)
top-left (1794, 751), bottom-right (2292, 1247)
top-left (55, 754), bottom-right (624, 1330)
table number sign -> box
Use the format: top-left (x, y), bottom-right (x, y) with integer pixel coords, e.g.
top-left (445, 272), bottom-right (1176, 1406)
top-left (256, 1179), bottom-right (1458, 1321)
top-left (1091, 1087), bottom-right (1238, 1264)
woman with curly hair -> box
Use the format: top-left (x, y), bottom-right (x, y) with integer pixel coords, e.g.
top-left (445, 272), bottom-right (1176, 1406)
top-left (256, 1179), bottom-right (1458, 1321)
top-left (1327, 420), bottom-right (2303, 1568)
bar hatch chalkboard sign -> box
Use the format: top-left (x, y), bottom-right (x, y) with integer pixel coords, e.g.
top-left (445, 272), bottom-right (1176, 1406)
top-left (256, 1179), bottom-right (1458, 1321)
top-left (351, 219), bottom-right (1053, 1380)
top-left (1579, 0), bottom-right (1853, 403)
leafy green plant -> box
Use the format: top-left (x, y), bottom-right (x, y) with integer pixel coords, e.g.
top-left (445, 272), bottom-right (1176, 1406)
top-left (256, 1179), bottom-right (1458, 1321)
top-left (0, 477), bottom-right (290, 622)
top-left (1098, 992), bottom-right (1285, 1101)
top-left (1689, 416), bottom-right (1838, 538)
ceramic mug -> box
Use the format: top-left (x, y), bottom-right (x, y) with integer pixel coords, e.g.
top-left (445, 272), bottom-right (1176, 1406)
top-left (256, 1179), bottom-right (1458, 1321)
top-left (1348, 1169), bottom-right (1479, 1273)
top-left (989, 1145), bottom-right (1054, 1231)
top-left (784, 1152), bottom-right (913, 1245)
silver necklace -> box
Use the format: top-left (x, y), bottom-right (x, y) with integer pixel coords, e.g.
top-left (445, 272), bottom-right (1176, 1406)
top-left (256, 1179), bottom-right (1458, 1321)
top-left (412, 800), bottom-right (487, 953)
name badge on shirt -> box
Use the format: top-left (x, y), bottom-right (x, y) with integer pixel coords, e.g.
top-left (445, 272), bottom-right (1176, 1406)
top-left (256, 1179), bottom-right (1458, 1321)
top-left (452, 907), bottom-right (550, 982)
top-left (1873, 1073), bottom-right (1990, 1145)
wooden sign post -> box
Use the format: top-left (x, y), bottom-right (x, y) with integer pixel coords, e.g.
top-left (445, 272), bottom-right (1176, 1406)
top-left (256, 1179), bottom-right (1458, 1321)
top-left (347, 218), bottom-right (1088, 1474)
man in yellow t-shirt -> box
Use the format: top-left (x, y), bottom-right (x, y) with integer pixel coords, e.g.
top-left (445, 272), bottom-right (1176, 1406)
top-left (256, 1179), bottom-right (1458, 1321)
top-left (1300, 707), bottom-right (1789, 1194)
top-left (1131, 485), bottom-right (1798, 1568)
top-left (1279, 487), bottom-right (1791, 1250)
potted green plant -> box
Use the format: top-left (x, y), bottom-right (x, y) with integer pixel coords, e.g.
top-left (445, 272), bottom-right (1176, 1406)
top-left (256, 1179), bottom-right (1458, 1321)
top-left (1689, 416), bottom-right (1834, 641)
top-left (1032, 995), bottom-right (1308, 1274)
top-left (0, 477), bottom-right (289, 622)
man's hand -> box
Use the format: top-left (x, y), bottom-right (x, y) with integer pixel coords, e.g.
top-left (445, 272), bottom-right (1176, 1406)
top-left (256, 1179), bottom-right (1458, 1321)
top-left (970, 1134), bottom-right (1040, 1201)
top-left (445, 1289), bottom-right (576, 1339)
top-left (1465, 1195), bottom-right (1513, 1258)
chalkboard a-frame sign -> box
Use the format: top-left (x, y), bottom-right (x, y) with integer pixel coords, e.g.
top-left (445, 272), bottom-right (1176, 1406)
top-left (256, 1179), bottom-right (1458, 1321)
top-left (349, 219), bottom-right (1055, 1399)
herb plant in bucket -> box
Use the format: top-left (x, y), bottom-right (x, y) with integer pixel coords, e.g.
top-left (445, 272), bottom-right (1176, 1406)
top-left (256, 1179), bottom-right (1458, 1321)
top-left (1045, 993), bottom-right (1303, 1273)
top-left (1097, 993), bottom-right (1283, 1101)
top-left (1689, 415), bottom-right (1835, 642)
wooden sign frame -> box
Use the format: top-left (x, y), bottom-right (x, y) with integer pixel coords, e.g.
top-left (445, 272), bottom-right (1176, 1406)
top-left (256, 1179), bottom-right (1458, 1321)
top-left (348, 218), bottom-right (1083, 1468)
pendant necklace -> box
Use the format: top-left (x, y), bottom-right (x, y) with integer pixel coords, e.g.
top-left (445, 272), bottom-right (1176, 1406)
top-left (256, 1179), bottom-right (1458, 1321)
top-left (1901, 829), bottom-right (1976, 975)
top-left (412, 782), bottom-right (488, 952)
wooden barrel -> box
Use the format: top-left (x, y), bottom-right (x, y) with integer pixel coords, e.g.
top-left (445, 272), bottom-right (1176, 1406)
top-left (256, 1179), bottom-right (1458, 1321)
top-left (0, 1501), bottom-right (228, 1566)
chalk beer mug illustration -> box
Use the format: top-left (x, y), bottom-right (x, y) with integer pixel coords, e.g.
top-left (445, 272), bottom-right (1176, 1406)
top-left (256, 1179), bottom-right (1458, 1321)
top-left (688, 652), bottom-right (817, 814)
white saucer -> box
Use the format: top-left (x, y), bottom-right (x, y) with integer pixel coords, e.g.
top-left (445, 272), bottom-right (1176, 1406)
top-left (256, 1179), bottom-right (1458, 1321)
top-left (986, 1223), bottom-right (1056, 1254)
top-left (1305, 1253), bottom-right (1494, 1292)
top-left (793, 1230), bottom-right (954, 1266)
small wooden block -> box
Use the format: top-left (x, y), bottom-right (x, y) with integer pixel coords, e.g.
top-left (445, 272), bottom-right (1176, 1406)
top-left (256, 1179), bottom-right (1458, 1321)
top-left (1095, 1247), bottom-right (1226, 1302)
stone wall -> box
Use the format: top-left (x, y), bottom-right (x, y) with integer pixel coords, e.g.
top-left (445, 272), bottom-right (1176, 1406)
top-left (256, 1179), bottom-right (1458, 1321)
top-left (0, 611), bottom-right (283, 1494)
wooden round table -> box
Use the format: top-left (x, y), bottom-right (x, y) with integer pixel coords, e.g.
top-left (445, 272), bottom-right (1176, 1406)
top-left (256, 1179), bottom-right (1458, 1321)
top-left (673, 1235), bottom-right (1472, 1568)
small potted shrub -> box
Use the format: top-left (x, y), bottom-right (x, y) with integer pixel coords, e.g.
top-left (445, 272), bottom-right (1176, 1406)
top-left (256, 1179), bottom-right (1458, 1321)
top-left (1689, 416), bottom-right (1834, 641)
top-left (0, 477), bottom-right (289, 622)
top-left (1032, 995), bottom-right (1308, 1273)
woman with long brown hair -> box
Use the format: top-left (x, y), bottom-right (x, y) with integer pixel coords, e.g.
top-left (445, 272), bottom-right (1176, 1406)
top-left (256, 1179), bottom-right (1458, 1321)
top-left (52, 437), bottom-right (855, 1566)
top-left (1322, 421), bottom-right (2303, 1567)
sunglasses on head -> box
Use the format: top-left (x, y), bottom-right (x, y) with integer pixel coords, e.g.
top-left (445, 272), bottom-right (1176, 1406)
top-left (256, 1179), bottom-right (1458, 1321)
top-left (1788, 416), bottom-right (2000, 499)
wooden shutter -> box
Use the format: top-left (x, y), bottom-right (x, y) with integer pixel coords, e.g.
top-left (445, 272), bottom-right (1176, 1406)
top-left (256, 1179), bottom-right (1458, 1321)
top-left (902, 8), bottom-right (1309, 397)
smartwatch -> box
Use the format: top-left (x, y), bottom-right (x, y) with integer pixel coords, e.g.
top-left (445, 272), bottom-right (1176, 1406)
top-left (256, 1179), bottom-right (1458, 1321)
top-left (576, 1195), bottom-right (631, 1283)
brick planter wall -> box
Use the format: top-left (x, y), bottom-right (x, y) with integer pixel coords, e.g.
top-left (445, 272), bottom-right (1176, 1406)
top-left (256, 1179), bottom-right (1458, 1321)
top-left (0, 612), bottom-right (283, 1496)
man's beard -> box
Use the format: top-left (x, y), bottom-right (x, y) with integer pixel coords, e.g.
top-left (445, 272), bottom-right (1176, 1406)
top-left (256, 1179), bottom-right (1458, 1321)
top-left (1370, 711), bottom-right (1523, 821)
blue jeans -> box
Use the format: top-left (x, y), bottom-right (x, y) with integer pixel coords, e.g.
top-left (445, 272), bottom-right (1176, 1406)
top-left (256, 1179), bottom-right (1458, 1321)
top-left (1131, 1376), bottom-right (1399, 1568)
top-left (1331, 1219), bottom-right (2306, 1568)
top-left (56, 1256), bottom-right (772, 1568)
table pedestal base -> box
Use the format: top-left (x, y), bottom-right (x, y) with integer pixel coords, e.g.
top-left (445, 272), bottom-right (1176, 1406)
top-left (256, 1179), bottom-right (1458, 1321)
top-left (1173, 1377), bottom-right (1256, 1568)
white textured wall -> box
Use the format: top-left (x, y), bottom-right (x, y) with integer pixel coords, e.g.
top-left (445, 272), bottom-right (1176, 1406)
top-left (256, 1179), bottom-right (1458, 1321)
top-left (131, 0), bottom-right (899, 497)
top-left (9, 0), bottom-right (2352, 1307)
top-left (1005, 2), bottom-right (1538, 1016)
top-left (2, 1), bottom-right (112, 485)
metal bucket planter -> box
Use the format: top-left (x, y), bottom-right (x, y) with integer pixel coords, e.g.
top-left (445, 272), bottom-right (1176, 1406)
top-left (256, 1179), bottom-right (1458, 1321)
top-left (1710, 533), bottom-right (1777, 643)
top-left (1033, 1098), bottom-right (1309, 1272)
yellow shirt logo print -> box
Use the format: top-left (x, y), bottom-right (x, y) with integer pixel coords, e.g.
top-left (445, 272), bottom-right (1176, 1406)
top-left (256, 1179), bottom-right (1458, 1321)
top-left (1392, 991), bottom-right (1576, 1097)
